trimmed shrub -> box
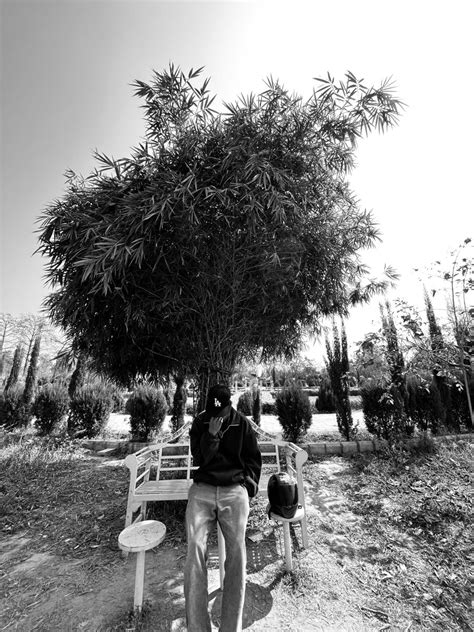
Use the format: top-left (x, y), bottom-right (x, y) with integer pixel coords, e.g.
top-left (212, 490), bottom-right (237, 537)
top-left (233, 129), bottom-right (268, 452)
top-left (0, 385), bottom-right (30, 430)
top-left (32, 384), bottom-right (70, 435)
top-left (275, 383), bottom-right (312, 443)
top-left (315, 377), bottom-right (336, 413)
top-left (262, 401), bottom-right (277, 415)
top-left (68, 383), bottom-right (113, 438)
top-left (360, 383), bottom-right (392, 438)
top-left (126, 385), bottom-right (168, 441)
top-left (237, 390), bottom-right (253, 416)
top-left (237, 387), bottom-right (261, 424)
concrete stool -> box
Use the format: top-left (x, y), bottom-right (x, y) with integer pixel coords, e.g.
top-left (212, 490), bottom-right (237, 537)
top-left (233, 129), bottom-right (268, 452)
top-left (118, 519), bottom-right (166, 611)
top-left (267, 505), bottom-right (306, 571)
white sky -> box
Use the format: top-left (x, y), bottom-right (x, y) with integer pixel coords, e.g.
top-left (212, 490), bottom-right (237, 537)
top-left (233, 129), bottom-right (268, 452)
top-left (1, 0), bottom-right (472, 357)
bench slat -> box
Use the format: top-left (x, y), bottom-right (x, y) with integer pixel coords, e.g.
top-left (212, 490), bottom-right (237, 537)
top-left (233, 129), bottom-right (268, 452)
top-left (159, 466), bottom-right (198, 471)
top-left (135, 479), bottom-right (193, 500)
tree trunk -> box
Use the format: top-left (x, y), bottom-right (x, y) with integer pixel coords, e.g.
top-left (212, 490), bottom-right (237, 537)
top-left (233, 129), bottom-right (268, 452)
top-left (196, 363), bottom-right (234, 414)
top-left (170, 374), bottom-right (187, 435)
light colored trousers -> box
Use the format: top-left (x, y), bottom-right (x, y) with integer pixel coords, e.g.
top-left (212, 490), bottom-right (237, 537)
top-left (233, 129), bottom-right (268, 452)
top-left (184, 481), bottom-right (250, 632)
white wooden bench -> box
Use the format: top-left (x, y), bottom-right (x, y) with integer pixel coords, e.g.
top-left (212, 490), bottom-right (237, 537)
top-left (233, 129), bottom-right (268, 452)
top-left (124, 420), bottom-right (308, 577)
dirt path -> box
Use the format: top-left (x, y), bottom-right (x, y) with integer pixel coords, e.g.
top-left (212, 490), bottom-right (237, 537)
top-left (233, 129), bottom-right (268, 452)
top-left (1, 457), bottom-right (412, 631)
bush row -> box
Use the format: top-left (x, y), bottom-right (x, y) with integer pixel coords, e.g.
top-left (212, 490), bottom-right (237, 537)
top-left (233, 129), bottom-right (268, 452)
top-left (0, 382), bottom-right (168, 441)
top-left (360, 374), bottom-right (473, 440)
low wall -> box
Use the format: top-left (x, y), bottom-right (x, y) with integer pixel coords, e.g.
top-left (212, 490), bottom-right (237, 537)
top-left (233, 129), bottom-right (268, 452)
top-left (302, 433), bottom-right (473, 456)
top-left (81, 432), bottom-right (474, 457)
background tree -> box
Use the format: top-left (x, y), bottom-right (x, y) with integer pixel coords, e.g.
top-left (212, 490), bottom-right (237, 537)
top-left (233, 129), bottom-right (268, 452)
top-left (37, 65), bottom-right (403, 403)
top-left (0, 314), bottom-right (14, 381)
top-left (400, 240), bottom-right (473, 429)
top-left (352, 331), bottom-right (388, 384)
top-left (0, 313), bottom-right (65, 387)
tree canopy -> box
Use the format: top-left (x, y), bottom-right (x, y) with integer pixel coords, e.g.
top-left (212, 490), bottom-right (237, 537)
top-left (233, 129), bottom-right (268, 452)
top-left (37, 65), bottom-right (402, 387)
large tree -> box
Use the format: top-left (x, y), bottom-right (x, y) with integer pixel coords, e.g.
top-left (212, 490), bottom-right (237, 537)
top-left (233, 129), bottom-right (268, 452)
top-left (37, 65), bottom-right (402, 398)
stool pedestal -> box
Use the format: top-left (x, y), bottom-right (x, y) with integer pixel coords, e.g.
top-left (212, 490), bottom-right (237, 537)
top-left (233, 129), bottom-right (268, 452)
top-left (118, 519), bottom-right (166, 611)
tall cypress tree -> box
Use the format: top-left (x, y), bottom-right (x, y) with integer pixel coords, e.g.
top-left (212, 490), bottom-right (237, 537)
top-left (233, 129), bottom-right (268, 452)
top-left (325, 320), bottom-right (354, 440)
top-left (424, 289), bottom-right (444, 352)
top-left (380, 301), bottom-right (405, 390)
top-left (22, 336), bottom-right (41, 405)
top-left (380, 302), bottom-right (412, 435)
top-left (5, 345), bottom-right (23, 392)
top-left (424, 289), bottom-right (456, 430)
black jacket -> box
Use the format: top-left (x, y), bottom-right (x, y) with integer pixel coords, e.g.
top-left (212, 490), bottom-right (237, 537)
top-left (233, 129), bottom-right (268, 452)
top-left (190, 407), bottom-right (262, 497)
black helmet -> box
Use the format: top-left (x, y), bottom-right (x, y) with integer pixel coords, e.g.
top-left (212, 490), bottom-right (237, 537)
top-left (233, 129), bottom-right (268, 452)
top-left (267, 472), bottom-right (299, 519)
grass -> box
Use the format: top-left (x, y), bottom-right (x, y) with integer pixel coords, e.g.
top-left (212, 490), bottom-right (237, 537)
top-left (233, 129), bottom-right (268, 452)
top-left (0, 436), bottom-right (128, 561)
top-left (316, 439), bottom-right (473, 631)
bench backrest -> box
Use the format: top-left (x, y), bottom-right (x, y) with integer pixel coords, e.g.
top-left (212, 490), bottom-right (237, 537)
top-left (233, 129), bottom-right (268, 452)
top-left (125, 437), bottom-right (307, 507)
top-left (124, 442), bottom-right (198, 485)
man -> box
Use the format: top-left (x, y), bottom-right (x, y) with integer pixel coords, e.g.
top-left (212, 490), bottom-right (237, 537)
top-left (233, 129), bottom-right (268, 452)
top-left (184, 383), bottom-right (262, 632)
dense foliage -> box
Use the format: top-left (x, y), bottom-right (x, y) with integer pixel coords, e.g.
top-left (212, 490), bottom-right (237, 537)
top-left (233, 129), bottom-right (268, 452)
top-left (236, 390), bottom-right (253, 416)
top-left (37, 65), bottom-right (402, 394)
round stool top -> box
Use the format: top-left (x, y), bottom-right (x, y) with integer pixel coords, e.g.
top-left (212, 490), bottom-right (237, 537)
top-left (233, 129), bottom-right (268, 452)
top-left (118, 520), bottom-right (166, 553)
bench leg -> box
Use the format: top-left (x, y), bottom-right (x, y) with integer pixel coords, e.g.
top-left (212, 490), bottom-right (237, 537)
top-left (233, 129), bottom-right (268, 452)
top-left (140, 501), bottom-right (148, 521)
top-left (301, 515), bottom-right (309, 549)
top-left (134, 550), bottom-right (146, 611)
top-left (217, 523), bottom-right (225, 590)
top-left (282, 522), bottom-right (293, 571)
top-left (125, 498), bottom-right (134, 530)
